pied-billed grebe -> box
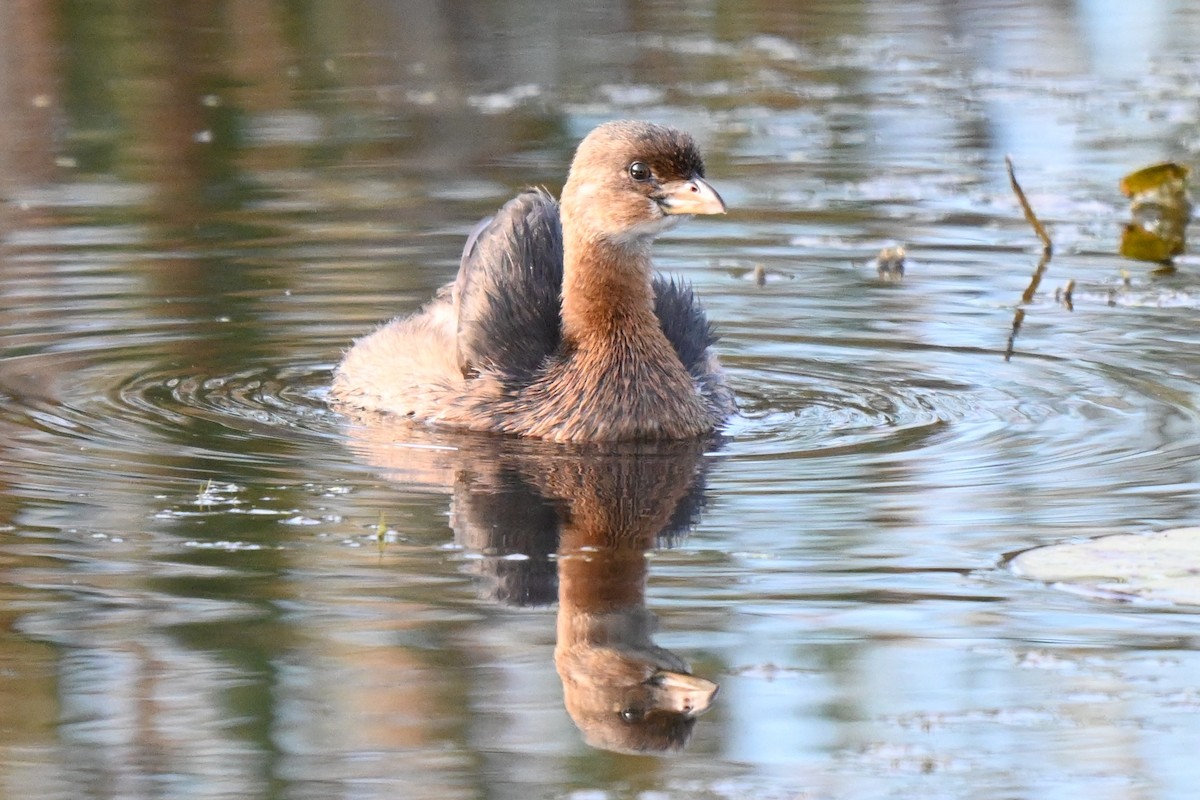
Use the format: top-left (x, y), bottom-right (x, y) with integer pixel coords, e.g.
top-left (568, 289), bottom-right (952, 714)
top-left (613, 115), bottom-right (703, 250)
top-left (330, 120), bottom-right (734, 442)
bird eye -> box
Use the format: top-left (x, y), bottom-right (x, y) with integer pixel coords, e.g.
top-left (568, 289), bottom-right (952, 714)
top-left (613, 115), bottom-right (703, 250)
top-left (628, 161), bottom-right (652, 182)
top-left (620, 706), bottom-right (645, 723)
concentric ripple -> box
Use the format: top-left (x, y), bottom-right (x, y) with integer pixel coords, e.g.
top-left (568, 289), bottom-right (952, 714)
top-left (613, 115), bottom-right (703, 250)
top-left (725, 356), bottom-right (976, 457)
top-left (0, 349), bottom-right (344, 499)
top-left (716, 333), bottom-right (1200, 506)
top-left (3, 320), bottom-right (1198, 517)
top-left (118, 363), bottom-right (337, 438)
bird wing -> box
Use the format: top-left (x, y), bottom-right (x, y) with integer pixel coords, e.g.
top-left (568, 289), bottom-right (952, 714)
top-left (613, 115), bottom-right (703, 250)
top-left (652, 276), bottom-right (717, 377)
top-left (454, 188), bottom-right (564, 384)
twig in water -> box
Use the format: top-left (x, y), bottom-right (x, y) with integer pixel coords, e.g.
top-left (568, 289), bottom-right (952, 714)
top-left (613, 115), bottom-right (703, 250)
top-left (1004, 308), bottom-right (1025, 362)
top-left (1006, 156), bottom-right (1053, 303)
top-left (1007, 158), bottom-right (1052, 253)
top-left (1004, 156), bottom-right (1055, 360)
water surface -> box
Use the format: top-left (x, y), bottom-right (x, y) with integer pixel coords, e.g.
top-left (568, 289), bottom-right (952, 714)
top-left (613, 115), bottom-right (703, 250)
top-left (2, 2), bottom-right (1200, 798)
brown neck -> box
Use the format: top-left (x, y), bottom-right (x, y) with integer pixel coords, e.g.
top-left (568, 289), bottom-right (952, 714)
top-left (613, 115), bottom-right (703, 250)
top-left (561, 232), bottom-right (661, 346)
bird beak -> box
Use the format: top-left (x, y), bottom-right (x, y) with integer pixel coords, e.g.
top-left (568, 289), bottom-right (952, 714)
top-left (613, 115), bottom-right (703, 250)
top-left (648, 670), bottom-right (719, 717)
top-left (657, 176), bottom-right (727, 216)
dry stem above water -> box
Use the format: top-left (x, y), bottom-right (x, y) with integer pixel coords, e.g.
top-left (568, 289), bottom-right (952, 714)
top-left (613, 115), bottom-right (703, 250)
top-left (1005, 156), bottom-right (1056, 361)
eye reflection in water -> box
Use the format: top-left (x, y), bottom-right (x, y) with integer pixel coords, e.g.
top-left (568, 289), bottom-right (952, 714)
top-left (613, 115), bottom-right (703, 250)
top-left (342, 415), bottom-right (720, 754)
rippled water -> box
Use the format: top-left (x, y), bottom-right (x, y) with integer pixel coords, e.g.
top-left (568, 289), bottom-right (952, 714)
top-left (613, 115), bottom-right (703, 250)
top-left (3, 1), bottom-right (1200, 798)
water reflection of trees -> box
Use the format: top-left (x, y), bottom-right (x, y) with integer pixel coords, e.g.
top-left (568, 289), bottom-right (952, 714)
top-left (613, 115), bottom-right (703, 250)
top-left (345, 419), bottom-right (722, 753)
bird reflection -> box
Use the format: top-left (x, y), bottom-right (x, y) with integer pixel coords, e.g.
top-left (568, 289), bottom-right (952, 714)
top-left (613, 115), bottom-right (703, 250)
top-left (341, 416), bottom-right (720, 753)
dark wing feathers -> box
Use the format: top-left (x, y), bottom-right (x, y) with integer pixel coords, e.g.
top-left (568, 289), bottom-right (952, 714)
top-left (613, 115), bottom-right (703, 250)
top-left (652, 276), bottom-right (717, 377)
top-left (455, 188), bottom-right (715, 384)
top-left (455, 188), bottom-right (564, 383)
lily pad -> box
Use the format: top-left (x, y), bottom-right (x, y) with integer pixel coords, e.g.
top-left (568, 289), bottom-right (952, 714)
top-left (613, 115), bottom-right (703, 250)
top-left (1009, 527), bottom-right (1200, 607)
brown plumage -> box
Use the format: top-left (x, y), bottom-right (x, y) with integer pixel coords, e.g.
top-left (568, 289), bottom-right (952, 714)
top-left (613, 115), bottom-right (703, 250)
top-left (330, 120), bottom-right (734, 442)
top-left (548, 441), bottom-right (719, 753)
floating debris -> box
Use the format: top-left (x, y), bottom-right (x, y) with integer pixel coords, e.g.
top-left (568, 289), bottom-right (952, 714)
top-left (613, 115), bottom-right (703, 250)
top-left (736, 264), bottom-right (791, 285)
top-left (874, 245), bottom-right (906, 281)
top-left (1119, 162), bottom-right (1191, 264)
top-left (1054, 279), bottom-right (1075, 310)
top-left (1010, 527), bottom-right (1200, 607)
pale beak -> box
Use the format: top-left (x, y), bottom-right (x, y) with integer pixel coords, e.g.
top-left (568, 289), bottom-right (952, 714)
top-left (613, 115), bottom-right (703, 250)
top-left (649, 670), bottom-right (719, 717)
top-left (656, 176), bottom-right (727, 216)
